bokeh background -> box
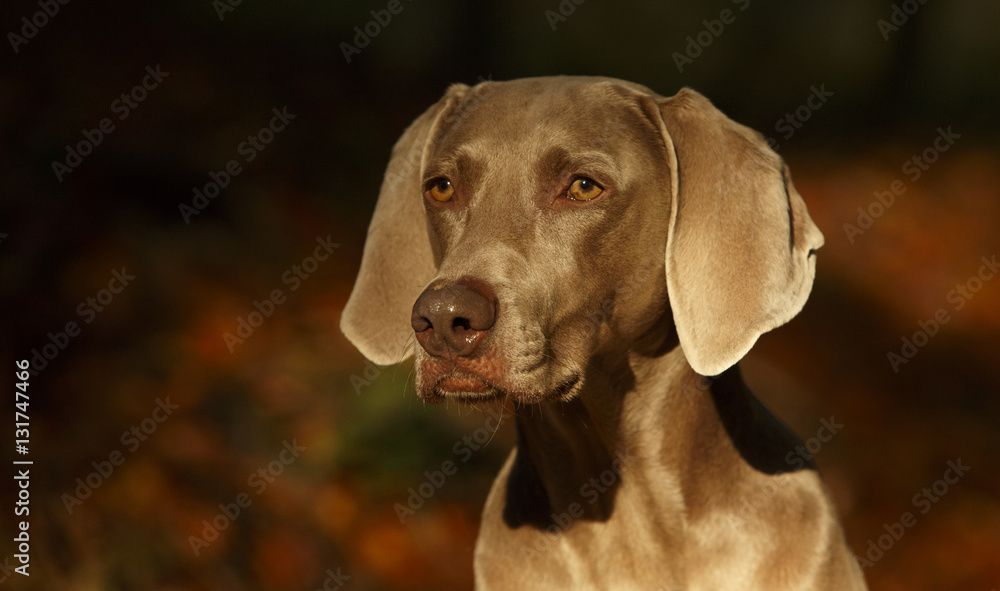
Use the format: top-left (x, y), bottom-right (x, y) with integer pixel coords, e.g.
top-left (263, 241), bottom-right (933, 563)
top-left (2, 1), bottom-right (999, 589)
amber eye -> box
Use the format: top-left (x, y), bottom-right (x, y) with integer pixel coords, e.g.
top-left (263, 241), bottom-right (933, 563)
top-left (427, 178), bottom-right (455, 202)
top-left (568, 177), bottom-right (603, 201)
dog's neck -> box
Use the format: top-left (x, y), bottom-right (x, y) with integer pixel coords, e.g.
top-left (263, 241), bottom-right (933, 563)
top-left (503, 339), bottom-right (807, 529)
top-left (502, 344), bottom-right (710, 526)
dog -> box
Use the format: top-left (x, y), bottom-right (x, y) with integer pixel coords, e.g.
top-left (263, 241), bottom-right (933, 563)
top-left (341, 76), bottom-right (867, 590)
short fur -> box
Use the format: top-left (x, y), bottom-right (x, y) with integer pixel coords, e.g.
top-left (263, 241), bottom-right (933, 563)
top-left (341, 76), bottom-right (866, 590)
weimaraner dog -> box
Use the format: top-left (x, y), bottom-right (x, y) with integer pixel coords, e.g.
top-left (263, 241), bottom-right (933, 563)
top-left (342, 76), bottom-right (867, 590)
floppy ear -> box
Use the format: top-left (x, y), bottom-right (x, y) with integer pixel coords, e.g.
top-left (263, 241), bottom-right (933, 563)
top-left (655, 88), bottom-right (824, 376)
top-left (341, 84), bottom-right (469, 365)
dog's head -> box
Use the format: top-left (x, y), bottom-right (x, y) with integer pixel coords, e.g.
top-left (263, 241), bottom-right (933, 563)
top-left (341, 76), bottom-right (823, 404)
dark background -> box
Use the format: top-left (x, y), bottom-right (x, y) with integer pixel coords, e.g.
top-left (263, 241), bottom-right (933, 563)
top-left (2, 1), bottom-right (999, 589)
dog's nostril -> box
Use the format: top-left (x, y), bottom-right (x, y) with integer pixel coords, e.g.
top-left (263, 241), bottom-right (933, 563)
top-left (411, 280), bottom-right (497, 357)
top-left (413, 316), bottom-right (432, 332)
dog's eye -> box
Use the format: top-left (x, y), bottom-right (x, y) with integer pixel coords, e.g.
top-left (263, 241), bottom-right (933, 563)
top-left (567, 177), bottom-right (603, 201)
top-left (427, 178), bottom-right (455, 202)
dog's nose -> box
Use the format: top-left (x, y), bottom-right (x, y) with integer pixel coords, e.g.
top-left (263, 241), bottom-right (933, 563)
top-left (411, 281), bottom-right (496, 358)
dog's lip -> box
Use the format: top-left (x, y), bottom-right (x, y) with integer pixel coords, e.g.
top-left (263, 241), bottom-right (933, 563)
top-left (552, 374), bottom-right (580, 399)
top-left (438, 375), bottom-right (491, 393)
top-left (430, 374), bottom-right (503, 404)
top-left (428, 371), bottom-right (581, 404)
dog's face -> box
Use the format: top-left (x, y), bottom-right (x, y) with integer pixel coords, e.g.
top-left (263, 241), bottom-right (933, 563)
top-left (413, 79), bottom-right (672, 403)
top-left (342, 76), bottom-right (824, 405)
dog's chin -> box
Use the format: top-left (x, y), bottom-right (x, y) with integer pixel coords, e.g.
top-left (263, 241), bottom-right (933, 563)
top-left (420, 373), bottom-right (582, 405)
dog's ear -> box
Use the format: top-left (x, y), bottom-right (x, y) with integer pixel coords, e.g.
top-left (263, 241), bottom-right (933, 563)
top-left (341, 84), bottom-right (469, 365)
top-left (654, 88), bottom-right (824, 376)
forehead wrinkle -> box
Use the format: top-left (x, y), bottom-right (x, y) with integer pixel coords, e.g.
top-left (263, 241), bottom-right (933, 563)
top-left (437, 127), bottom-right (632, 205)
top-left (431, 91), bottom-right (643, 201)
top-left (426, 134), bottom-right (537, 216)
top-left (451, 134), bottom-right (542, 182)
top-left (532, 141), bottom-right (624, 187)
top-left (447, 77), bottom-right (648, 145)
top-left (424, 144), bottom-right (480, 176)
top-left (534, 146), bottom-right (569, 188)
top-left (422, 152), bottom-right (458, 181)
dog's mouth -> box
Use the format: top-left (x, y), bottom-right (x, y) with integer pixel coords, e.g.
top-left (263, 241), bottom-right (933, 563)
top-left (436, 374), bottom-right (497, 401)
top-left (425, 372), bottom-right (581, 404)
top-left (427, 377), bottom-right (500, 404)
